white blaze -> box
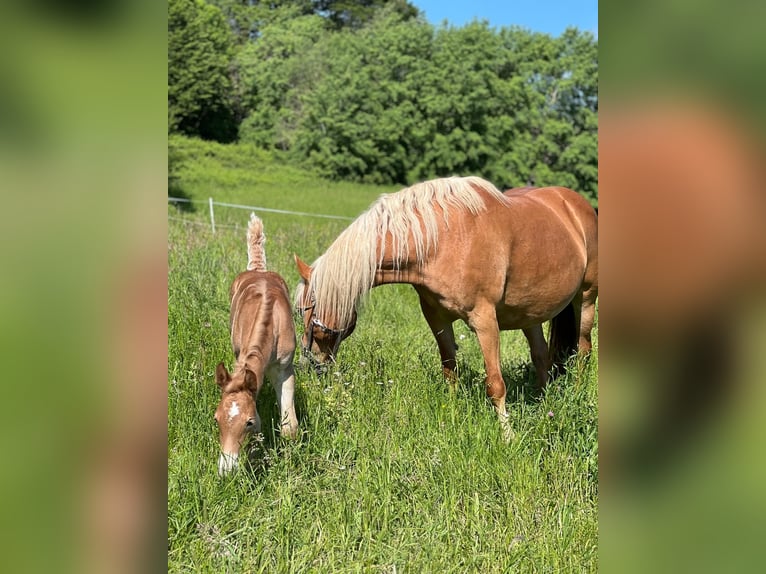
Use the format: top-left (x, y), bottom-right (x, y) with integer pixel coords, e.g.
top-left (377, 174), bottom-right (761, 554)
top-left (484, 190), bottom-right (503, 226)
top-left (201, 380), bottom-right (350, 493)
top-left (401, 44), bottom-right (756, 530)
top-left (227, 401), bottom-right (240, 421)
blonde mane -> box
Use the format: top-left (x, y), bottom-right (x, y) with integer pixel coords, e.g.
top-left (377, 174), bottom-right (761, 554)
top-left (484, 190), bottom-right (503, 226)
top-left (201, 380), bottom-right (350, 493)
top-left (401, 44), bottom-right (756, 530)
top-left (309, 176), bottom-right (509, 329)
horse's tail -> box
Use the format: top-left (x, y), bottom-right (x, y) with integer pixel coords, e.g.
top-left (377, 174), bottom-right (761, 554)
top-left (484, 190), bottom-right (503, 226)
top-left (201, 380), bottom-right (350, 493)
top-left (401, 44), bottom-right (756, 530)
top-left (246, 213), bottom-right (267, 271)
top-left (549, 302), bottom-right (578, 377)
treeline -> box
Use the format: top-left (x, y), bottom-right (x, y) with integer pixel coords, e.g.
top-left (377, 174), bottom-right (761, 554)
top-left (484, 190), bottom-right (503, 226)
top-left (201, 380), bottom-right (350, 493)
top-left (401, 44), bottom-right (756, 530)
top-left (169, 0), bottom-right (598, 202)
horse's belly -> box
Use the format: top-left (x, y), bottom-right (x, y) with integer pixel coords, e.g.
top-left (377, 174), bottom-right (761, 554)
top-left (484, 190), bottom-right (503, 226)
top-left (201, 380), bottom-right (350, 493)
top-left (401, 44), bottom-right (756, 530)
top-left (496, 278), bottom-right (580, 329)
top-left (495, 301), bottom-right (569, 330)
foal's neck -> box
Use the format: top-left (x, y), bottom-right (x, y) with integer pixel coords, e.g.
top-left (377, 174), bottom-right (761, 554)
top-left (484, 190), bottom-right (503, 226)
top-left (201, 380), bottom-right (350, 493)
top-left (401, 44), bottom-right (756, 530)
top-left (237, 347), bottom-right (267, 375)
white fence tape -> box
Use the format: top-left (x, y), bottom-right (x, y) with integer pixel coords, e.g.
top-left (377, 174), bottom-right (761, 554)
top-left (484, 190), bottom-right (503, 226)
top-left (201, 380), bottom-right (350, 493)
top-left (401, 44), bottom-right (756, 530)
top-left (168, 196), bottom-right (354, 233)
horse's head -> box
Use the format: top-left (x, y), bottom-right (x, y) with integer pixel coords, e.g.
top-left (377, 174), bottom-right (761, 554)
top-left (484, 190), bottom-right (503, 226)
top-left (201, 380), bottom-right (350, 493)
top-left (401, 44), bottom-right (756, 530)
top-left (294, 254), bottom-right (356, 372)
top-left (213, 362), bottom-right (260, 476)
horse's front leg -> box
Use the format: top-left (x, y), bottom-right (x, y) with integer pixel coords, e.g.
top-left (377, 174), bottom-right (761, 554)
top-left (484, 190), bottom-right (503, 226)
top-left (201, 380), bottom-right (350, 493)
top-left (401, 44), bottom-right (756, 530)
top-left (268, 363), bottom-right (299, 439)
top-left (469, 305), bottom-right (513, 442)
top-left (417, 291), bottom-right (459, 392)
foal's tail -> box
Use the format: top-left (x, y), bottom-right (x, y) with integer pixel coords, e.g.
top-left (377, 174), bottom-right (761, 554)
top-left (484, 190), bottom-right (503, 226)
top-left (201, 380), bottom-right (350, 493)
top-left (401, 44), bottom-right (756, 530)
top-left (246, 213), bottom-right (267, 271)
top-left (549, 302), bottom-right (578, 377)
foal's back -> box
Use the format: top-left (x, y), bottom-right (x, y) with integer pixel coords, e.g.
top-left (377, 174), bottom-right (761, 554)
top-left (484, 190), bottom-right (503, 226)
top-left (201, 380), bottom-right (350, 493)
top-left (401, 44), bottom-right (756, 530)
top-left (229, 270), bottom-right (296, 366)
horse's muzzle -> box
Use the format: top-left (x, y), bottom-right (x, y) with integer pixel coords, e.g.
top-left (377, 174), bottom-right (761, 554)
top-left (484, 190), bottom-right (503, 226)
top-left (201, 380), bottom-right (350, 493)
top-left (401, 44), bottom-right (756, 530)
top-left (300, 346), bottom-right (332, 375)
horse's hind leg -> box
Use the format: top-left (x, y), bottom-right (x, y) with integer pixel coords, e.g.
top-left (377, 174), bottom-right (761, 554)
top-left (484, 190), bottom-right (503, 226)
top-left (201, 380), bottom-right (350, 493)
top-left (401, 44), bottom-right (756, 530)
top-left (468, 304), bottom-right (513, 442)
top-left (417, 291), bottom-right (459, 392)
top-left (574, 286), bottom-right (598, 355)
top-left (523, 325), bottom-right (552, 389)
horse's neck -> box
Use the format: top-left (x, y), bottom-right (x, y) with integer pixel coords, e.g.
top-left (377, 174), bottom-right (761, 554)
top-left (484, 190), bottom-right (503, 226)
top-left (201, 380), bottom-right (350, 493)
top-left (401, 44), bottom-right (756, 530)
top-left (373, 256), bottom-right (424, 286)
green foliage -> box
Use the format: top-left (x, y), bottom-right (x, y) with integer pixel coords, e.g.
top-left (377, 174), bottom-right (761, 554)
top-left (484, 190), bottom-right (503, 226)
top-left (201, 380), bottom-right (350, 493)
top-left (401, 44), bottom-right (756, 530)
top-left (207, 0), bottom-right (316, 44)
top-left (168, 145), bottom-right (598, 571)
top-left (316, 0), bottom-right (420, 30)
top-left (232, 14), bottom-right (597, 203)
top-left (169, 1), bottom-right (598, 199)
top-left (168, 0), bottom-right (238, 141)
top-left (236, 13), bottom-right (329, 150)
top-left (289, 11), bottom-right (434, 184)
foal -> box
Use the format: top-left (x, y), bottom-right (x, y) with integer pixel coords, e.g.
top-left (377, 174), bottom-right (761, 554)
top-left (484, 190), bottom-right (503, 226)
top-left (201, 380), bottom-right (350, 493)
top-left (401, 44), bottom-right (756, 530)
top-left (214, 214), bottom-right (299, 475)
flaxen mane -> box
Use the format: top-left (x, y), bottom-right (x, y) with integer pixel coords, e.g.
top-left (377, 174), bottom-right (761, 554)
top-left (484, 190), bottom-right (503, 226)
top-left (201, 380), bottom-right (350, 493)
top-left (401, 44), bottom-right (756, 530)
top-left (307, 176), bottom-right (509, 329)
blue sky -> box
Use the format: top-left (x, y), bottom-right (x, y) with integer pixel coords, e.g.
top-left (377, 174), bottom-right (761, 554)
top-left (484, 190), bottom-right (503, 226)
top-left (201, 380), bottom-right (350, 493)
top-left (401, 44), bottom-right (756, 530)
top-left (411, 0), bottom-right (598, 37)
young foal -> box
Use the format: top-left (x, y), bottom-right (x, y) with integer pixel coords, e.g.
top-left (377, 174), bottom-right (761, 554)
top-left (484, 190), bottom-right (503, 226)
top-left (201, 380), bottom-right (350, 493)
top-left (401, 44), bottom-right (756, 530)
top-left (214, 214), bottom-right (298, 475)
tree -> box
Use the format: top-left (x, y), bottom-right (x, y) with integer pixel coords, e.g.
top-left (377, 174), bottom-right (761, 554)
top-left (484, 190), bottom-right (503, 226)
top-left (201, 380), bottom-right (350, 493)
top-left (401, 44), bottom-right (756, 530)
top-left (201, 3), bottom-right (598, 203)
top-left (236, 13), bottom-right (329, 148)
top-left (314, 0), bottom-right (419, 30)
top-left (168, 0), bottom-right (237, 141)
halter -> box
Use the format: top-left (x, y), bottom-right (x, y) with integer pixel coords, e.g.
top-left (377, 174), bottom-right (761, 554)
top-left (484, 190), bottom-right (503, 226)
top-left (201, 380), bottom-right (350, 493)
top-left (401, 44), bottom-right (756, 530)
top-left (297, 292), bottom-right (349, 365)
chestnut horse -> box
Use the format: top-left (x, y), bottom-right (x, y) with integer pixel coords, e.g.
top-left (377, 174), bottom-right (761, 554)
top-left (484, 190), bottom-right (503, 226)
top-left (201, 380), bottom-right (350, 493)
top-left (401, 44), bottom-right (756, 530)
top-left (214, 214), bottom-right (298, 475)
top-left (295, 177), bottom-right (598, 440)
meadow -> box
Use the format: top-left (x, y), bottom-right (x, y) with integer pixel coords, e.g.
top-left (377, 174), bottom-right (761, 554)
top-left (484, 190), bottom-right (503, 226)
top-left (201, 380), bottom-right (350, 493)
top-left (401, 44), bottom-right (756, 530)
top-left (168, 136), bottom-right (598, 572)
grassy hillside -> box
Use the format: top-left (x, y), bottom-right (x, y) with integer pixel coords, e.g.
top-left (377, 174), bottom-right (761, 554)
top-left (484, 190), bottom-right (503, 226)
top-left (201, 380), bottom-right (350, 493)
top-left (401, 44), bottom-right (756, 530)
top-left (168, 136), bottom-right (598, 572)
top-left (169, 135), bottom-right (395, 219)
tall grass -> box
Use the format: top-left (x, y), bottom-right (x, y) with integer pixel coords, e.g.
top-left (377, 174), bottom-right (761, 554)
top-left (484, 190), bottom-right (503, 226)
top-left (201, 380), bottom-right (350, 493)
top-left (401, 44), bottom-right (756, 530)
top-left (168, 136), bottom-right (597, 572)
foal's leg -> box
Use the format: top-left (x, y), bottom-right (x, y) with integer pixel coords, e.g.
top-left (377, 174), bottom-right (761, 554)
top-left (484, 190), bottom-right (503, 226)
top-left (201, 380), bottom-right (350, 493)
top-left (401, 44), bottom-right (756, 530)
top-left (468, 305), bottom-right (513, 442)
top-left (268, 363), bottom-right (299, 439)
top-left (417, 293), bottom-right (459, 392)
top-left (523, 325), bottom-right (552, 389)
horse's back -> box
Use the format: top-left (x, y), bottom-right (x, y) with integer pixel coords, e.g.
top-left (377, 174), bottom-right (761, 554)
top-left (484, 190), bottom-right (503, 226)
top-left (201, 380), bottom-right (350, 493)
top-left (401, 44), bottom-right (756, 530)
top-left (504, 186), bottom-right (596, 222)
top-left (457, 185), bottom-right (597, 327)
top-left (501, 186), bottom-right (597, 259)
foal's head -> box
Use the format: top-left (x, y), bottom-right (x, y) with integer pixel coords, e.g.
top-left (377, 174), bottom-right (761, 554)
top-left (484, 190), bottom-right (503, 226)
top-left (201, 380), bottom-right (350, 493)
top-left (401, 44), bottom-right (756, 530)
top-left (294, 255), bottom-right (356, 371)
top-left (213, 362), bottom-right (260, 476)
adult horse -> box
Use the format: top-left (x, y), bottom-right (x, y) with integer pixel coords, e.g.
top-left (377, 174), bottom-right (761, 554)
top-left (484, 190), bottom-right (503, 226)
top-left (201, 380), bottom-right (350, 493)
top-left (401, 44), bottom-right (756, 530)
top-left (295, 176), bottom-right (598, 439)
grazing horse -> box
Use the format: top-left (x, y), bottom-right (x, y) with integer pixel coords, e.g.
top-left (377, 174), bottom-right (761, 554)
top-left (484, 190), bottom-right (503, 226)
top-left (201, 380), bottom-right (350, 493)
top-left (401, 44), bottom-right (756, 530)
top-left (214, 214), bottom-right (299, 475)
top-left (295, 177), bottom-right (598, 439)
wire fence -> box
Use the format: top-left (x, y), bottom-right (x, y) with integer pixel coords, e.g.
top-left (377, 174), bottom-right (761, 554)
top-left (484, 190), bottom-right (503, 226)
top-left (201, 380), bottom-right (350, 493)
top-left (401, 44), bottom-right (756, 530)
top-left (168, 196), bottom-right (354, 233)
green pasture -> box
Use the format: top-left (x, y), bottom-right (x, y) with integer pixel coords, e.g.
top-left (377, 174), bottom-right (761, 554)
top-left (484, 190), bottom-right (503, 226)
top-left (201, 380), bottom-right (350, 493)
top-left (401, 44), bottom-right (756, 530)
top-left (168, 136), bottom-right (598, 572)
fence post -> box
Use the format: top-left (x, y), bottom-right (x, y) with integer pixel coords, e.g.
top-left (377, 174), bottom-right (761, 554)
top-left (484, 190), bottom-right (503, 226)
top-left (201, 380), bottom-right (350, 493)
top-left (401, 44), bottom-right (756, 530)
top-left (209, 197), bottom-right (216, 234)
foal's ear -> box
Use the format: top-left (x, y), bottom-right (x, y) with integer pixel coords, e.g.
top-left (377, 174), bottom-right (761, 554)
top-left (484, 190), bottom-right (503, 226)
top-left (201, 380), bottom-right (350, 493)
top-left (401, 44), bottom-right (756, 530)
top-left (243, 368), bottom-right (258, 391)
top-left (215, 362), bottom-right (231, 388)
top-left (294, 254), bottom-right (312, 282)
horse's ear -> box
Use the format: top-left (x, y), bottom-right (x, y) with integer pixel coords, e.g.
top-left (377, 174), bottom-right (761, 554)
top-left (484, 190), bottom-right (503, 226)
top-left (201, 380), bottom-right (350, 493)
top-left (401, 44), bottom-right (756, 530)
top-left (243, 368), bottom-right (258, 391)
top-left (215, 362), bottom-right (231, 388)
top-left (294, 254), bottom-right (312, 282)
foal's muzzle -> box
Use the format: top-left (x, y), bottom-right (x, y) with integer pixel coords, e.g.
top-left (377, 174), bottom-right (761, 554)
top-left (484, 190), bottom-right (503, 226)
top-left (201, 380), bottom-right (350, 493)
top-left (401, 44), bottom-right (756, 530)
top-left (218, 451), bottom-right (238, 476)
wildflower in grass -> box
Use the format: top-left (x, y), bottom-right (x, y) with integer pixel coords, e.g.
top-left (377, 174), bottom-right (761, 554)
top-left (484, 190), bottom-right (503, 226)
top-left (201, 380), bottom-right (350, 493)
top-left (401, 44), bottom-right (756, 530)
top-left (547, 411), bottom-right (554, 418)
